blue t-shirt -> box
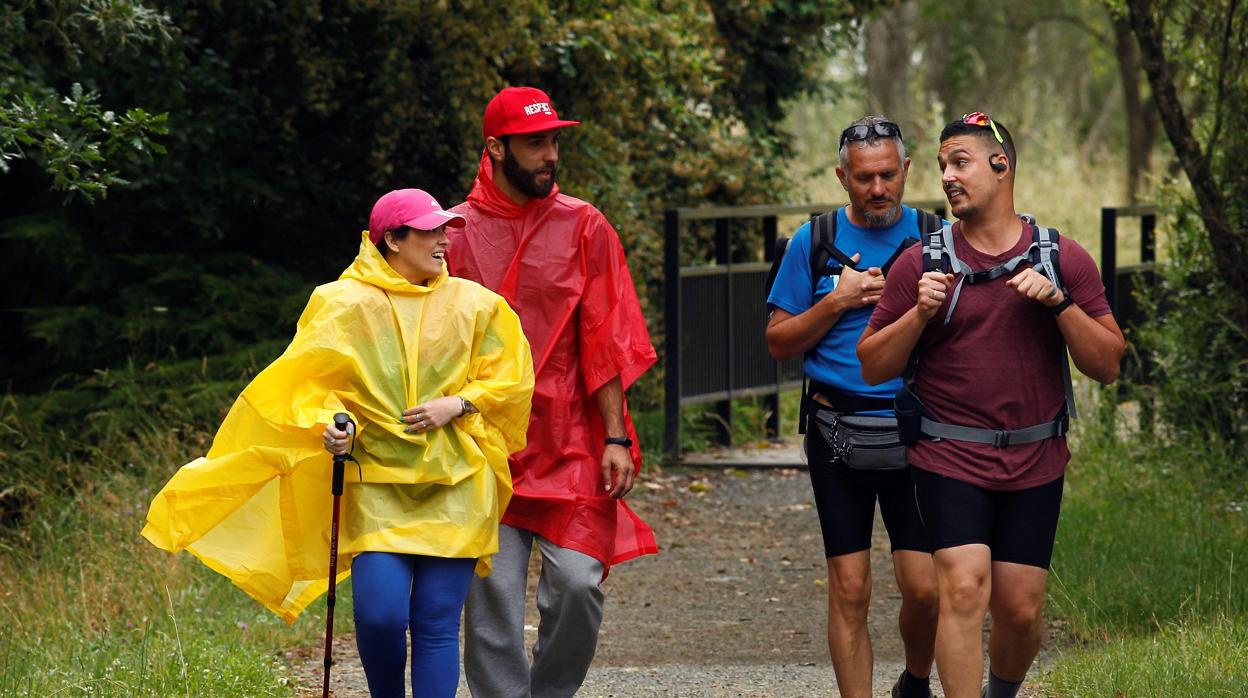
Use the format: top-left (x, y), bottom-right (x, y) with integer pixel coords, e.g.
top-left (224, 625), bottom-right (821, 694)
top-left (767, 206), bottom-right (926, 411)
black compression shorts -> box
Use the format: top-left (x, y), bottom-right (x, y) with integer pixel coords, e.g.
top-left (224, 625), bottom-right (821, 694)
top-left (911, 467), bottom-right (1064, 569)
top-left (805, 422), bottom-right (932, 559)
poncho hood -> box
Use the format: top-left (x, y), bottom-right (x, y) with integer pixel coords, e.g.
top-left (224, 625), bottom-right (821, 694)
top-left (341, 231), bottom-right (449, 294)
top-left (464, 151), bottom-right (561, 220)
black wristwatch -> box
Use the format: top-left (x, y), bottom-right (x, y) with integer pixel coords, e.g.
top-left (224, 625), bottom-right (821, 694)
top-left (604, 436), bottom-right (633, 448)
top-left (1050, 294), bottom-right (1075, 317)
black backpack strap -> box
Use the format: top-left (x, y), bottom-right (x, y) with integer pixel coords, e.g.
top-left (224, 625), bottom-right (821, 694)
top-left (879, 210), bottom-right (939, 279)
top-left (882, 235), bottom-right (919, 276)
top-left (810, 210), bottom-right (856, 282)
top-left (808, 212), bottom-right (830, 287)
top-left (916, 209), bottom-right (943, 236)
top-left (809, 381), bottom-right (893, 414)
top-left (797, 212), bottom-right (836, 434)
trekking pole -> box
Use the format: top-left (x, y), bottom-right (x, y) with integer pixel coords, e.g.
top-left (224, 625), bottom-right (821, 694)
top-left (323, 412), bottom-right (357, 698)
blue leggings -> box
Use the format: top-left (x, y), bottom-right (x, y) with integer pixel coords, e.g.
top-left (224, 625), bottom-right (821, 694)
top-left (352, 552), bottom-right (476, 698)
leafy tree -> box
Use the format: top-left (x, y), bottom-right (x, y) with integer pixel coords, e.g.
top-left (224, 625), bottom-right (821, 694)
top-left (0, 0), bottom-right (874, 526)
top-left (0, 0), bottom-right (172, 201)
top-left (1122, 0), bottom-right (1248, 324)
top-left (0, 0), bottom-right (868, 399)
top-left (862, 0), bottom-right (1159, 198)
top-left (1119, 0), bottom-right (1247, 445)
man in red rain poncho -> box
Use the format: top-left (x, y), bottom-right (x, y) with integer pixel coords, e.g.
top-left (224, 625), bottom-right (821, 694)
top-left (447, 86), bottom-right (658, 698)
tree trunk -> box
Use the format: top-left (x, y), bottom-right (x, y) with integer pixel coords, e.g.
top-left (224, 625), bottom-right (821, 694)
top-left (1125, 0), bottom-right (1248, 326)
top-left (1111, 14), bottom-right (1158, 203)
top-left (864, 1), bottom-right (917, 134)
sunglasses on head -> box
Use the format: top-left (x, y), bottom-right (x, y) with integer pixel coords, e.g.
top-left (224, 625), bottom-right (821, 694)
top-left (839, 121), bottom-right (902, 149)
top-left (962, 111), bottom-right (1004, 144)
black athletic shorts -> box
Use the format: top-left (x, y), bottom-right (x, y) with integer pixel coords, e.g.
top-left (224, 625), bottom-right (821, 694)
top-left (911, 467), bottom-right (1064, 569)
top-left (804, 418), bottom-right (932, 558)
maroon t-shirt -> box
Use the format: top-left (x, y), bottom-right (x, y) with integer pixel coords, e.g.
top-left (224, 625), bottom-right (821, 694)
top-left (868, 220), bottom-right (1112, 490)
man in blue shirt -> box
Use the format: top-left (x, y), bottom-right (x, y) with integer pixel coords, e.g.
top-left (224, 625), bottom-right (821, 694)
top-left (766, 116), bottom-right (938, 698)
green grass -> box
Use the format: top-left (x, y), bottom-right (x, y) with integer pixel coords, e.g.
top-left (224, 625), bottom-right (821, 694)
top-left (1044, 616), bottom-right (1248, 697)
top-left (1050, 428), bottom-right (1247, 636)
top-left (0, 448), bottom-right (352, 696)
top-left (0, 361), bottom-right (348, 696)
top-left (1041, 408), bottom-right (1248, 696)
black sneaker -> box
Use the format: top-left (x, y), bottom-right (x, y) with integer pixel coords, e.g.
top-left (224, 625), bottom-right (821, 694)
top-left (891, 670), bottom-right (934, 698)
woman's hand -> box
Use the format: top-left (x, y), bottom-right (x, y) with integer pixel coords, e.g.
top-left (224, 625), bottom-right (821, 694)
top-left (401, 397), bottom-right (463, 433)
top-left (322, 422), bottom-right (353, 455)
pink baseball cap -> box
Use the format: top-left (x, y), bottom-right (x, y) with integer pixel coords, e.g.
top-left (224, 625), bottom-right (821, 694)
top-left (367, 189), bottom-right (465, 244)
top-left (482, 86), bottom-right (581, 140)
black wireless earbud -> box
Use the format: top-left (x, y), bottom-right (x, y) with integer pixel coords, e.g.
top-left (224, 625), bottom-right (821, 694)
top-left (989, 155), bottom-right (1007, 173)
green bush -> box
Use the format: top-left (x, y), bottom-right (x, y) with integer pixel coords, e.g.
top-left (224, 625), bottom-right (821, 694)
top-left (1127, 195), bottom-right (1248, 452)
top-left (0, 342), bottom-right (284, 526)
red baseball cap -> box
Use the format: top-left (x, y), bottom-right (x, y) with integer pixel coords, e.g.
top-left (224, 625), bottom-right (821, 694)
top-left (482, 86), bottom-right (580, 140)
top-left (367, 189), bottom-right (465, 244)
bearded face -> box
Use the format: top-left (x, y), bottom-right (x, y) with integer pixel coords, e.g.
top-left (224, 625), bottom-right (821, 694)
top-left (502, 140), bottom-right (557, 200)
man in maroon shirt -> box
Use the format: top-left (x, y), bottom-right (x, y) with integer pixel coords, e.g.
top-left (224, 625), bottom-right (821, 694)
top-left (858, 113), bottom-right (1124, 698)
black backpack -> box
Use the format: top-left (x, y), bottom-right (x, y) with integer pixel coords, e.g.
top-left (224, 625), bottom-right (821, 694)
top-left (765, 207), bottom-right (943, 433)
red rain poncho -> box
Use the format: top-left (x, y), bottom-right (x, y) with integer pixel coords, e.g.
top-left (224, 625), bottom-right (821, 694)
top-left (448, 153), bottom-right (659, 570)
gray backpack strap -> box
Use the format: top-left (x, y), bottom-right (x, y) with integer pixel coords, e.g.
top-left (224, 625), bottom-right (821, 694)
top-left (923, 223), bottom-right (947, 272)
top-left (1036, 226), bottom-right (1060, 289)
top-left (1036, 225), bottom-right (1078, 420)
top-left (919, 415), bottom-right (1068, 447)
top-left (1028, 227), bottom-right (1078, 417)
top-left (938, 224), bottom-right (973, 325)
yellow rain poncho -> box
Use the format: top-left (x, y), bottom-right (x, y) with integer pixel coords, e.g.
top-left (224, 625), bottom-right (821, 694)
top-left (142, 234), bottom-right (534, 622)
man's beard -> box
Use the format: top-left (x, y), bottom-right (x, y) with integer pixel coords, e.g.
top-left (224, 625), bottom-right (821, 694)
top-left (862, 201), bottom-right (901, 227)
top-left (948, 195), bottom-right (979, 220)
top-left (952, 202), bottom-right (980, 219)
top-left (502, 146), bottom-right (556, 199)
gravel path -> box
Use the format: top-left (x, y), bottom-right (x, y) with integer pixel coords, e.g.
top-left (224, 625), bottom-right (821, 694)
top-left (294, 459), bottom-right (1049, 696)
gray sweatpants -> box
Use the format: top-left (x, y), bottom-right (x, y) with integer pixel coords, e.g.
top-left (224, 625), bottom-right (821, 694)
top-left (464, 524), bottom-right (605, 698)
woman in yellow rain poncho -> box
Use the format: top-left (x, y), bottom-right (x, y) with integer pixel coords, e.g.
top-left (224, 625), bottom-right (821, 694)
top-left (142, 188), bottom-right (534, 698)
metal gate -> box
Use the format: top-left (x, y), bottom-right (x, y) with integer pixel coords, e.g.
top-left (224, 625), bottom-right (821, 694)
top-left (1101, 204), bottom-right (1158, 384)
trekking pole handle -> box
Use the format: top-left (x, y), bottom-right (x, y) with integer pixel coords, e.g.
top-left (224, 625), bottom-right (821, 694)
top-left (331, 412), bottom-right (353, 496)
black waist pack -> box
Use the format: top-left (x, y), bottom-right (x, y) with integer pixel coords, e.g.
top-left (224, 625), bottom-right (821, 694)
top-left (811, 407), bottom-right (909, 471)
